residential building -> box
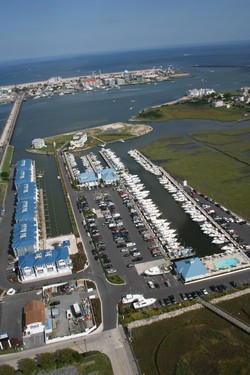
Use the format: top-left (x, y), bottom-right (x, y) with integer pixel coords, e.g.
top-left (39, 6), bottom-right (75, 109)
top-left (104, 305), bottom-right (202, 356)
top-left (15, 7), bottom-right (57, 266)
top-left (18, 241), bottom-right (73, 282)
top-left (23, 300), bottom-right (45, 336)
top-left (12, 220), bottom-right (39, 258)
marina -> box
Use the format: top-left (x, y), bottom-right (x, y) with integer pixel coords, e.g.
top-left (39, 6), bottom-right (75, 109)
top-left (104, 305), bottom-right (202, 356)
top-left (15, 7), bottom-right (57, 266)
top-left (96, 147), bottom-right (250, 279)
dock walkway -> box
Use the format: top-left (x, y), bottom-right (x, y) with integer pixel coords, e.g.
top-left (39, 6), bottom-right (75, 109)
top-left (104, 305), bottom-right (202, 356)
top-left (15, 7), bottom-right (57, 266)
top-left (198, 297), bottom-right (250, 334)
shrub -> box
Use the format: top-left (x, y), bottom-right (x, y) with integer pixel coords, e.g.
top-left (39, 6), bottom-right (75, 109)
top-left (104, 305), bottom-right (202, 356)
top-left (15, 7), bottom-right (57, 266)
top-left (0, 364), bottom-right (16, 375)
top-left (37, 352), bottom-right (56, 371)
top-left (18, 358), bottom-right (37, 375)
top-left (55, 348), bottom-right (79, 367)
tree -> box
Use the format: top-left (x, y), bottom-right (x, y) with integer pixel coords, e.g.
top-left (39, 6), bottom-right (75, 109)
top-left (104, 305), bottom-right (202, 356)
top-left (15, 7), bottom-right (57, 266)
top-left (55, 348), bottom-right (79, 367)
top-left (1, 171), bottom-right (9, 180)
top-left (0, 364), bottom-right (16, 375)
top-left (37, 352), bottom-right (56, 371)
top-left (18, 358), bottom-right (37, 375)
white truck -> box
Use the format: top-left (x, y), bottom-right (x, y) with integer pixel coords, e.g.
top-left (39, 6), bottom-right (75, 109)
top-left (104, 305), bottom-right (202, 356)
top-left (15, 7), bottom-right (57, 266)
top-left (72, 303), bottom-right (81, 317)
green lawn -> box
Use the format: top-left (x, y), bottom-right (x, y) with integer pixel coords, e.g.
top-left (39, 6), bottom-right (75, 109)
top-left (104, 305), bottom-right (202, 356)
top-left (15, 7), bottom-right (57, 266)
top-left (0, 145), bottom-right (14, 207)
top-left (139, 128), bottom-right (250, 220)
top-left (77, 351), bottom-right (113, 375)
top-left (136, 100), bottom-right (250, 122)
top-left (132, 295), bottom-right (250, 375)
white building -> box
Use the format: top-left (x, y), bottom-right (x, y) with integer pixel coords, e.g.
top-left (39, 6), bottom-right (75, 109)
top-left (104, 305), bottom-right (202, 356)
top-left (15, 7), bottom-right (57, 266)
top-left (23, 300), bottom-right (45, 336)
top-left (212, 100), bottom-right (225, 107)
top-left (32, 138), bottom-right (46, 149)
top-left (69, 132), bottom-right (87, 149)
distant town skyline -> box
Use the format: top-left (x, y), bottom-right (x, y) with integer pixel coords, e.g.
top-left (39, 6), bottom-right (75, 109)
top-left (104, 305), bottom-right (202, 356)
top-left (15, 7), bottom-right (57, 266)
top-left (1, 0), bottom-right (250, 62)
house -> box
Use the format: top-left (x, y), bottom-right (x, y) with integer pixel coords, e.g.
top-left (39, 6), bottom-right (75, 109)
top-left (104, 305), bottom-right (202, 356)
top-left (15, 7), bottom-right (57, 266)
top-left (23, 300), bottom-right (45, 336)
top-left (212, 100), bottom-right (224, 107)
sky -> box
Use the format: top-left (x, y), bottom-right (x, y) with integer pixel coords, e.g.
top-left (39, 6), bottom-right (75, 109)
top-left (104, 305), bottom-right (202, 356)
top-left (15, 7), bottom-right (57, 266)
top-left (1, 0), bottom-right (250, 62)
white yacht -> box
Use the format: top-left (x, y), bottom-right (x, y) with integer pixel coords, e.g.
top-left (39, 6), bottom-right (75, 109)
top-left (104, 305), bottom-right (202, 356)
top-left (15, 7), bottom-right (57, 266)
top-left (133, 298), bottom-right (156, 309)
top-left (122, 294), bottom-right (144, 304)
top-left (144, 266), bottom-right (168, 276)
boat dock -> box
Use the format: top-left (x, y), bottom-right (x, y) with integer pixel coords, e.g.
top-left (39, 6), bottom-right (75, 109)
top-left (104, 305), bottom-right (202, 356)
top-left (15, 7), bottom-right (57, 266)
top-left (129, 149), bottom-right (241, 250)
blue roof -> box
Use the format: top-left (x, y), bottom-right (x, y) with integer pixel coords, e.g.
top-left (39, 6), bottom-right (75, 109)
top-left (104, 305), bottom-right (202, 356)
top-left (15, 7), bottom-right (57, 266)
top-left (12, 220), bottom-right (38, 249)
top-left (174, 257), bottom-right (208, 282)
top-left (78, 171), bottom-right (98, 184)
top-left (99, 168), bottom-right (118, 182)
top-left (15, 170), bottom-right (34, 187)
top-left (16, 182), bottom-right (37, 201)
top-left (16, 159), bottom-right (33, 171)
top-left (15, 199), bottom-right (37, 222)
top-left (18, 244), bottom-right (70, 268)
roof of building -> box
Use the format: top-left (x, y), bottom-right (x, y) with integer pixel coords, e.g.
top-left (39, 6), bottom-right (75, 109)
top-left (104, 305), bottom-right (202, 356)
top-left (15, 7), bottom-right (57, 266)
top-left (16, 159), bottom-right (33, 172)
top-left (97, 168), bottom-right (118, 182)
top-left (78, 171), bottom-right (98, 184)
top-left (15, 169), bottom-right (34, 187)
top-left (24, 300), bottom-right (45, 326)
top-left (15, 199), bottom-right (37, 222)
top-left (18, 243), bottom-right (70, 268)
top-left (174, 257), bottom-right (208, 282)
top-left (12, 220), bottom-right (38, 249)
top-left (17, 182), bottom-right (37, 201)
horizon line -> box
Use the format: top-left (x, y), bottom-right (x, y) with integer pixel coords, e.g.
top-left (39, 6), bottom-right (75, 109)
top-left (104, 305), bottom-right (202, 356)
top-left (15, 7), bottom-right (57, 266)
top-left (1, 39), bottom-right (250, 67)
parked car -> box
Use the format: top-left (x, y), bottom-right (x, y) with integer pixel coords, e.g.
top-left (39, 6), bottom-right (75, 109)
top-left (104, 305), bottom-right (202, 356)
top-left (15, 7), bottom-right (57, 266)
top-left (127, 263), bottom-right (135, 268)
top-left (169, 295), bottom-right (177, 304)
top-left (230, 281), bottom-right (238, 288)
top-left (147, 280), bottom-right (155, 289)
top-left (106, 268), bottom-right (117, 274)
top-left (50, 301), bottom-right (60, 306)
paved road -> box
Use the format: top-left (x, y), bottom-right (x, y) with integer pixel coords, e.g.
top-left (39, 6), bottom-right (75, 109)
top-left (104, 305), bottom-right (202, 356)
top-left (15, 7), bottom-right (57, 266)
top-left (0, 326), bottom-right (139, 375)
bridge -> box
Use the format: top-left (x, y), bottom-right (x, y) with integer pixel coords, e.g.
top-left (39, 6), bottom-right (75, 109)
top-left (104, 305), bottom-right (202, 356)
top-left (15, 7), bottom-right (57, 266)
top-left (0, 94), bottom-right (24, 171)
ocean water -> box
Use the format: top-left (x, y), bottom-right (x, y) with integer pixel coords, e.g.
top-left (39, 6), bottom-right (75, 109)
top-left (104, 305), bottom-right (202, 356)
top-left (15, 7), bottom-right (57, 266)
top-left (1, 41), bottom-right (250, 250)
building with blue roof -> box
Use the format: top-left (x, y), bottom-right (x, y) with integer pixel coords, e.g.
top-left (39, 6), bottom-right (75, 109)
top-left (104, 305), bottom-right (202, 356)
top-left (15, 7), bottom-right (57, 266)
top-left (15, 199), bottom-right (37, 222)
top-left (97, 168), bottom-right (119, 186)
top-left (77, 171), bottom-right (98, 188)
top-left (16, 182), bottom-right (38, 201)
top-left (77, 167), bottom-right (119, 189)
top-left (15, 169), bottom-right (35, 188)
top-left (12, 220), bottom-right (39, 258)
top-left (16, 159), bottom-right (34, 172)
top-left (18, 242), bottom-right (72, 281)
top-left (174, 257), bottom-right (209, 283)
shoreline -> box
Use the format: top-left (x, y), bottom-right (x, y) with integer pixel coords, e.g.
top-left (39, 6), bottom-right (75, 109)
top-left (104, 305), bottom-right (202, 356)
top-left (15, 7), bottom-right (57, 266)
top-left (25, 122), bottom-right (153, 154)
top-left (0, 71), bottom-right (190, 90)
